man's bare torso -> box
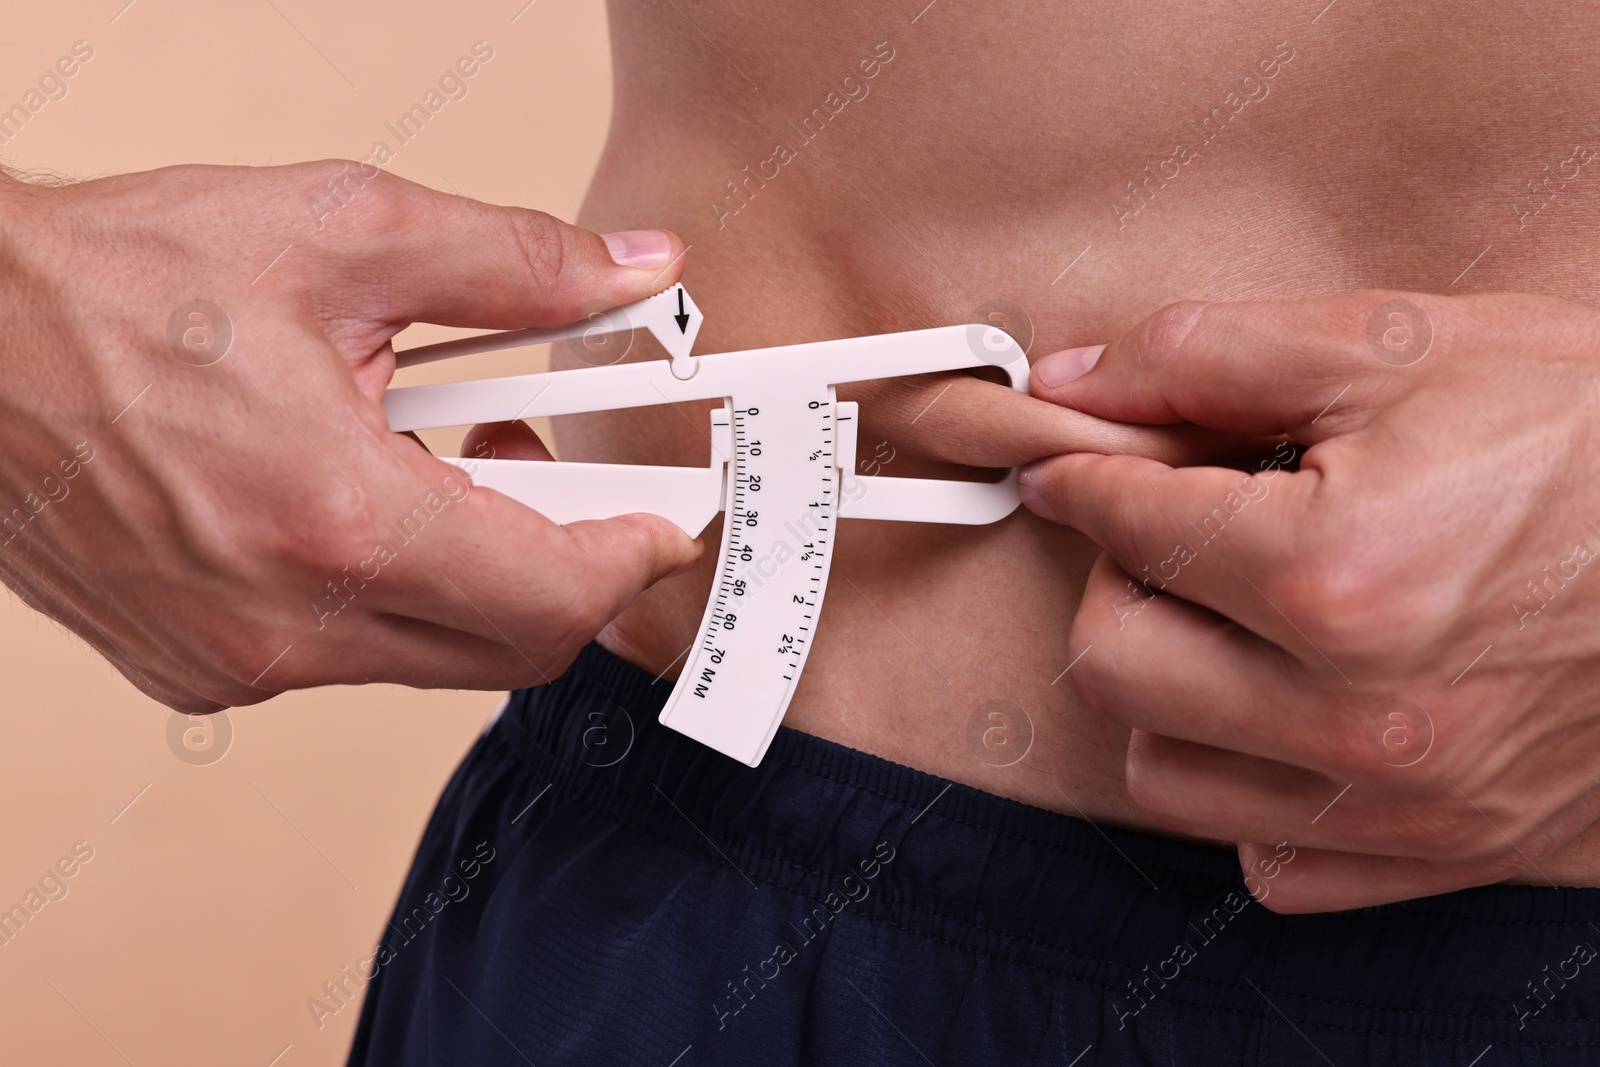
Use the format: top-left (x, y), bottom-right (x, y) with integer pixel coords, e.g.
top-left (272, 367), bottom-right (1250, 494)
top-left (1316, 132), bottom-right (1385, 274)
top-left (557, 0), bottom-right (1600, 884)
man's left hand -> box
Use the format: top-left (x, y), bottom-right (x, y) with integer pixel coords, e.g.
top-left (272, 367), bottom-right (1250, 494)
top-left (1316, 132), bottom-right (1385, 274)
top-left (1019, 290), bottom-right (1600, 912)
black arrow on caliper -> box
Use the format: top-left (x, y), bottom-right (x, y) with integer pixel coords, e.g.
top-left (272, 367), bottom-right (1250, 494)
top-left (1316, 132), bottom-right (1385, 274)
top-left (674, 287), bottom-right (690, 334)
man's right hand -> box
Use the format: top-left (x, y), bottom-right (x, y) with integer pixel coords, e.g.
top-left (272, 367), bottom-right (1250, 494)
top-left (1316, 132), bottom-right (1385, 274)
top-left (0, 161), bottom-right (700, 713)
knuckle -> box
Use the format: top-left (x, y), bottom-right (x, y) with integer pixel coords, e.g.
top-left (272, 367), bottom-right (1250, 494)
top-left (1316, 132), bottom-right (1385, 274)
top-left (1129, 301), bottom-right (1210, 369)
top-left (205, 627), bottom-right (289, 694)
top-left (1071, 591), bottom-right (1118, 650)
top-left (1267, 561), bottom-right (1355, 640)
top-left (1269, 556), bottom-right (1411, 663)
top-left (504, 208), bottom-right (570, 302)
top-left (1259, 497), bottom-right (1450, 668)
top-left (1120, 756), bottom-right (1166, 818)
top-left (354, 173), bottom-right (414, 234)
top-left (299, 158), bottom-right (408, 231)
top-left (1064, 638), bottom-right (1123, 719)
top-left (275, 490), bottom-right (377, 577)
top-left (287, 158), bottom-right (347, 198)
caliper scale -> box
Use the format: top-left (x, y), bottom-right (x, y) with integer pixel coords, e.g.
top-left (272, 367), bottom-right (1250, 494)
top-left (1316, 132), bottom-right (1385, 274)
top-left (385, 286), bottom-right (1028, 766)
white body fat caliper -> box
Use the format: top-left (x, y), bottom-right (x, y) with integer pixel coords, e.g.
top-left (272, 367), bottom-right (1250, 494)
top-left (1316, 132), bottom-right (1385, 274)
top-left (385, 286), bottom-right (1029, 767)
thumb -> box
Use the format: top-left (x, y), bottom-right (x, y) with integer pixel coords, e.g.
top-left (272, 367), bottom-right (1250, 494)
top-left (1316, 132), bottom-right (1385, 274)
top-left (460, 419), bottom-right (555, 464)
top-left (559, 513), bottom-right (704, 624)
top-left (326, 171), bottom-right (685, 331)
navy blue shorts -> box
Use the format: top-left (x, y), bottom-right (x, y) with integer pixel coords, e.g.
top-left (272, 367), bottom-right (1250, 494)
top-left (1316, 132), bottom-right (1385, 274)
top-left (349, 644), bottom-right (1600, 1065)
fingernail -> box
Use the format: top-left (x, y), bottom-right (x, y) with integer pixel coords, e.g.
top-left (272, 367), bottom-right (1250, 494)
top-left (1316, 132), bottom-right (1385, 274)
top-left (1018, 482), bottom-right (1060, 522)
top-left (666, 540), bottom-right (703, 579)
top-left (601, 229), bottom-right (674, 268)
top-left (1035, 344), bottom-right (1107, 388)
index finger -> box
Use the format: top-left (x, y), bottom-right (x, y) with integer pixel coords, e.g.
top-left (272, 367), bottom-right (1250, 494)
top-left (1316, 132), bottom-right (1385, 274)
top-left (1020, 448), bottom-right (1313, 647)
top-left (856, 372), bottom-right (1274, 470)
top-left (1032, 291), bottom-right (1438, 438)
top-left (291, 162), bottom-right (686, 334)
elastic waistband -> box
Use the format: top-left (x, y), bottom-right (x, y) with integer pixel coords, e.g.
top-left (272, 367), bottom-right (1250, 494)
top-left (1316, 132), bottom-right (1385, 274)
top-left (494, 644), bottom-right (1600, 1038)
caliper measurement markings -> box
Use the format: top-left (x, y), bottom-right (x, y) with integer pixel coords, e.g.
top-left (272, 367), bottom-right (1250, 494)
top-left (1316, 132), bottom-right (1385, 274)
top-left (693, 398), bottom-right (837, 692)
top-left (782, 402), bottom-right (833, 679)
top-left (782, 400), bottom-right (833, 680)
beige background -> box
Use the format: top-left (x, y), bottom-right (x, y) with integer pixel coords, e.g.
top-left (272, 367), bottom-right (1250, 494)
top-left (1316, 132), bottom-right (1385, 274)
top-left (0, 2), bottom-right (610, 1063)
